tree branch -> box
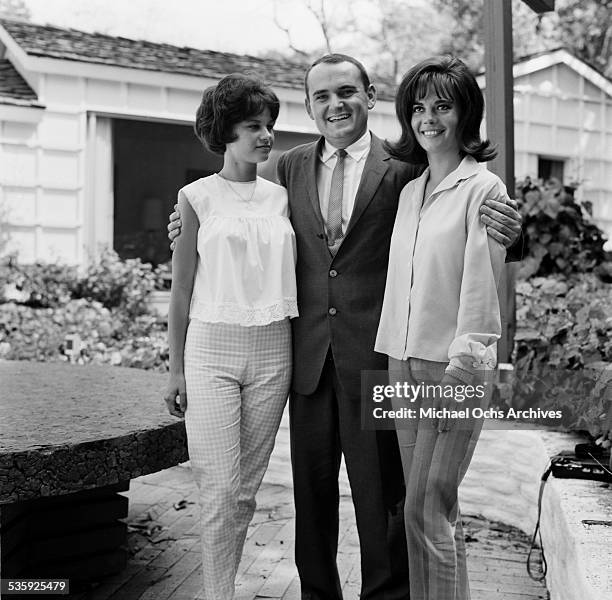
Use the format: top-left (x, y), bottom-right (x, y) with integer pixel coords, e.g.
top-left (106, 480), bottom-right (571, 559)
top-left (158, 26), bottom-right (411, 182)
top-left (305, 0), bottom-right (334, 54)
top-left (271, 0), bottom-right (313, 58)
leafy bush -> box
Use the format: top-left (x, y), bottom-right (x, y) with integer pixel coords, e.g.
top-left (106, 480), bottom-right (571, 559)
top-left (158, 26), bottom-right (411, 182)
top-left (509, 180), bottom-right (612, 446)
top-left (0, 299), bottom-right (169, 371)
top-left (514, 275), bottom-right (612, 368)
top-left (0, 254), bottom-right (78, 308)
top-left (1, 249), bottom-right (163, 316)
top-left (71, 249), bottom-right (160, 318)
top-left (0, 299), bottom-right (116, 362)
top-left (0, 250), bottom-right (169, 370)
top-left (509, 275), bottom-right (612, 438)
top-left (517, 178), bottom-right (608, 280)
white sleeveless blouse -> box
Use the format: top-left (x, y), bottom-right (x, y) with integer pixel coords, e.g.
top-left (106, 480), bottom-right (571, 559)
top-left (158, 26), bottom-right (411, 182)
top-left (179, 174), bottom-right (298, 326)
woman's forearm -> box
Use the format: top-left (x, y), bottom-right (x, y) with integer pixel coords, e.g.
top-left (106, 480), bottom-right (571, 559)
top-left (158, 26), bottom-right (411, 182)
top-left (167, 191), bottom-right (199, 376)
top-left (168, 285), bottom-right (192, 375)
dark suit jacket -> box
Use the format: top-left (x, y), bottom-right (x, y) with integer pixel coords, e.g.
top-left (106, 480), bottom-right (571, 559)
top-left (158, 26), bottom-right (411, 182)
top-left (277, 133), bottom-right (422, 397)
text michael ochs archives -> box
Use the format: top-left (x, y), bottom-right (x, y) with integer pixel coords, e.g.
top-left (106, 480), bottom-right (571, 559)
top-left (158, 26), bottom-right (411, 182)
top-left (365, 380), bottom-right (564, 424)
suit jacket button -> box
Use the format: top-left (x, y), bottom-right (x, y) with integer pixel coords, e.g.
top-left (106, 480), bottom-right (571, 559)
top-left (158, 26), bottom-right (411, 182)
top-left (328, 307), bottom-right (337, 316)
top-left (329, 269), bottom-right (338, 278)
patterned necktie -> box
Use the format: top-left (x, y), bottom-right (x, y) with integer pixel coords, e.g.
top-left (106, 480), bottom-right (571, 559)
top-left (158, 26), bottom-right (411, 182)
top-left (327, 149), bottom-right (347, 256)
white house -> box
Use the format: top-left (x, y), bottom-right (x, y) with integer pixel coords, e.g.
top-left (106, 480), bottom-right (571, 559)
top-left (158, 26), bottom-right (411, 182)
top-left (1, 19), bottom-right (611, 267)
top-left (0, 18), bottom-right (398, 267)
top-left (506, 48), bottom-right (612, 239)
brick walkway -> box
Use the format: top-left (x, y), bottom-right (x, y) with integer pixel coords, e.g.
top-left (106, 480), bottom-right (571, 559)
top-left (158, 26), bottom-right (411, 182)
top-left (72, 413), bottom-right (549, 600)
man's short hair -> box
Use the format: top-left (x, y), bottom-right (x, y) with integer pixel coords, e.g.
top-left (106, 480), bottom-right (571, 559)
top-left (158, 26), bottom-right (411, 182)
top-left (304, 54), bottom-right (371, 97)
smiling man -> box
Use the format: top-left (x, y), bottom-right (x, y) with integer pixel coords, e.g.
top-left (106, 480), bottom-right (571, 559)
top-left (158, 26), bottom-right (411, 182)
top-left (304, 59), bottom-right (375, 149)
top-left (276, 56), bottom-right (418, 600)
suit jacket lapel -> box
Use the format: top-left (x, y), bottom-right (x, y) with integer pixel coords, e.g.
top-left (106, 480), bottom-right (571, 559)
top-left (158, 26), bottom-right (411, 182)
top-left (301, 137), bottom-right (325, 231)
top-left (344, 133), bottom-right (390, 239)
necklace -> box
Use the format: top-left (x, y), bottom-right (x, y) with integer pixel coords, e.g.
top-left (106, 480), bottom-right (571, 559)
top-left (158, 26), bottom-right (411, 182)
top-left (218, 174), bottom-right (257, 203)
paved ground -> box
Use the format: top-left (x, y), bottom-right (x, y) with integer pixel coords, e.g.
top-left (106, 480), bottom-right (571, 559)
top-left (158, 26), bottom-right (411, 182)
top-left (73, 412), bottom-right (549, 600)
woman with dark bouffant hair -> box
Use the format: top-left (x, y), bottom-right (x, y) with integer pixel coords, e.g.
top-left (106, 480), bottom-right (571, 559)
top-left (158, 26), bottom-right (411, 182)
top-left (375, 55), bottom-right (508, 600)
top-left (164, 73), bottom-right (297, 599)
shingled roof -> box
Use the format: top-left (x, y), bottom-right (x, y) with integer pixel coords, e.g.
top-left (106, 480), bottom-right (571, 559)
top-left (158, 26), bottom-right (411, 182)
top-left (0, 18), bottom-right (310, 90)
top-left (0, 58), bottom-right (42, 107)
top-left (0, 19), bottom-right (396, 99)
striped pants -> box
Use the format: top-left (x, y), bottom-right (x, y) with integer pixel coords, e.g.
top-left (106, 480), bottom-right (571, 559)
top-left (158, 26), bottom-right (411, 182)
top-left (184, 318), bottom-right (291, 600)
top-left (389, 357), bottom-right (488, 600)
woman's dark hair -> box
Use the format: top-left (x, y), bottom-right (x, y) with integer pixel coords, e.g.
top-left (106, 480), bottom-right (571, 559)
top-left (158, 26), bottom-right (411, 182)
top-left (386, 55), bottom-right (497, 164)
top-left (194, 73), bottom-right (280, 155)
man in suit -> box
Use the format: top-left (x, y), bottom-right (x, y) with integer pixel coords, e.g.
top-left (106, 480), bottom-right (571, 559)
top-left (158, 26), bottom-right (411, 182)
top-left (168, 53), bottom-right (522, 600)
top-left (277, 54), bottom-right (420, 600)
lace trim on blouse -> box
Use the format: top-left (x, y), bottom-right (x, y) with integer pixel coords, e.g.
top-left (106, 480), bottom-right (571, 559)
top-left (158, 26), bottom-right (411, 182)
top-left (191, 298), bottom-right (298, 327)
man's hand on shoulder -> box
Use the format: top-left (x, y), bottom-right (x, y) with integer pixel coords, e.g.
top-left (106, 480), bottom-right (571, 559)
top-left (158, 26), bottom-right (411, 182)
top-left (479, 197), bottom-right (522, 249)
top-left (168, 204), bottom-right (182, 251)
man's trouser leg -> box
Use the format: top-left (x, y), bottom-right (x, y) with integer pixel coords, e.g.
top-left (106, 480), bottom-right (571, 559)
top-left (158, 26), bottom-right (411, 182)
top-left (290, 355), bottom-right (410, 600)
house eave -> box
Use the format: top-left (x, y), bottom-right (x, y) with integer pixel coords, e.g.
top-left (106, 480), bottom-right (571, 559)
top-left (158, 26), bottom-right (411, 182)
top-left (475, 49), bottom-right (612, 99)
top-left (0, 99), bottom-right (45, 122)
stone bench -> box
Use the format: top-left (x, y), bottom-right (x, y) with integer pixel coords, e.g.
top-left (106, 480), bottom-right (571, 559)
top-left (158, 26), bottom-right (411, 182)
top-left (0, 360), bottom-right (188, 582)
top-left (460, 422), bottom-right (612, 600)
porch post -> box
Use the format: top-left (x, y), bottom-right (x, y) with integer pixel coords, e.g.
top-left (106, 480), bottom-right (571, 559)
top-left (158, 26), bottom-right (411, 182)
top-left (483, 0), bottom-right (516, 363)
top-left (85, 113), bottom-right (114, 264)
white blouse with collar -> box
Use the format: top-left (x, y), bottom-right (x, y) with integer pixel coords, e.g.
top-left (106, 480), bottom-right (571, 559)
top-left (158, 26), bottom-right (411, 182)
top-left (375, 156), bottom-right (507, 379)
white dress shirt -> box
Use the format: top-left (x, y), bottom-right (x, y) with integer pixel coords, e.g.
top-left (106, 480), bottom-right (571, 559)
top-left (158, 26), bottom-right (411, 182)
top-left (317, 130), bottom-right (371, 233)
top-left (180, 174), bottom-right (298, 327)
top-left (374, 156), bottom-right (507, 380)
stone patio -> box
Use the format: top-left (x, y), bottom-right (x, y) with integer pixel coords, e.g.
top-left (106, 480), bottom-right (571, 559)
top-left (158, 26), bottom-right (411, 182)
top-left (71, 412), bottom-right (549, 600)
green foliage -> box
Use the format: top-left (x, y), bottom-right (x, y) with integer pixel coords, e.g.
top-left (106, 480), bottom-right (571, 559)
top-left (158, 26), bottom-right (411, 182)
top-left (514, 275), bottom-right (612, 370)
top-left (0, 299), bottom-right (115, 362)
top-left (516, 179), bottom-right (608, 279)
top-left (432, 0), bottom-right (486, 71)
top-left (553, 0), bottom-right (612, 78)
top-left (433, 0), bottom-right (553, 71)
top-left (1, 249), bottom-right (163, 316)
top-left (270, 0), bottom-right (612, 85)
top-left (0, 255), bottom-right (78, 308)
top-left (509, 275), bottom-right (612, 440)
top-left (71, 249), bottom-right (160, 318)
top-left (0, 249), bottom-right (169, 370)
top-left (507, 178), bottom-right (612, 443)
top-left (433, 0), bottom-right (612, 77)
top-left (0, 299), bottom-right (169, 371)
